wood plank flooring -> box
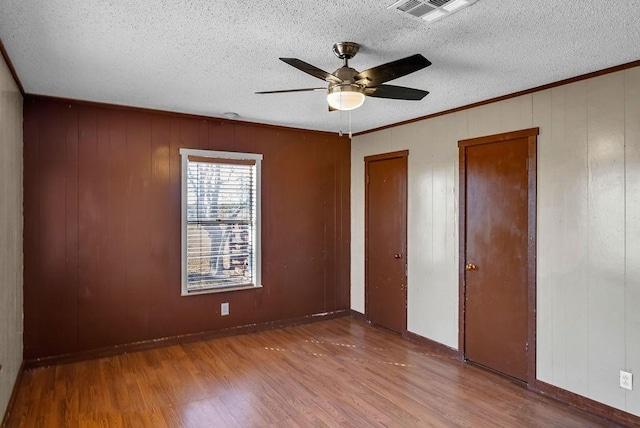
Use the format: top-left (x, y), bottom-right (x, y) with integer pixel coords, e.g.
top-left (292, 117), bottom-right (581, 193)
top-left (5, 317), bottom-right (619, 427)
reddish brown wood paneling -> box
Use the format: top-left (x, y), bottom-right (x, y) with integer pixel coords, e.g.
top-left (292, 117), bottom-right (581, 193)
top-left (148, 114), bottom-right (172, 340)
top-left (24, 102), bottom-right (81, 358)
top-left (23, 97), bottom-right (351, 361)
top-left (22, 101), bottom-right (40, 358)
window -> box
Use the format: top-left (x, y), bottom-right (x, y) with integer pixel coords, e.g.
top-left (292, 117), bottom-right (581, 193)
top-left (180, 149), bottom-right (262, 295)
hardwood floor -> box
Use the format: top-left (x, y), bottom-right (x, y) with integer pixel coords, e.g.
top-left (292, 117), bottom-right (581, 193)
top-left (5, 317), bottom-right (619, 427)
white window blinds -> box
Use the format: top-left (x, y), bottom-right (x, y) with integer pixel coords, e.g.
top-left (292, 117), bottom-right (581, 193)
top-left (180, 149), bottom-right (262, 295)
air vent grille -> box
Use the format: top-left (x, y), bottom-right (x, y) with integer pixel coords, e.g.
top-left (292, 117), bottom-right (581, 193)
top-left (387, 0), bottom-right (478, 23)
top-left (397, 0), bottom-right (421, 12)
top-left (408, 3), bottom-right (436, 17)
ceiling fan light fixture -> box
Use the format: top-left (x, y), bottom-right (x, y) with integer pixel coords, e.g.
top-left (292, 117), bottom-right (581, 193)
top-left (327, 84), bottom-right (365, 111)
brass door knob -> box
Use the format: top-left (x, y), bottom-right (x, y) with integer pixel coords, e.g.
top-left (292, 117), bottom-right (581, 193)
top-left (465, 263), bottom-right (477, 271)
top-left (394, 254), bottom-right (402, 259)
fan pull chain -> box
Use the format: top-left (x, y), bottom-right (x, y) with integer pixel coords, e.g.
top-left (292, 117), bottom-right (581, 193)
top-left (336, 107), bottom-right (352, 139)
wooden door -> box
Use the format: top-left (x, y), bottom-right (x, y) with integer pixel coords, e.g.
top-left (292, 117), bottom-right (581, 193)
top-left (365, 151), bottom-right (408, 334)
top-left (459, 129), bottom-right (537, 383)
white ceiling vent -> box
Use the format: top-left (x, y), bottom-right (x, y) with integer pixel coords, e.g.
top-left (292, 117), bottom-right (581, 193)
top-left (388, 0), bottom-right (478, 23)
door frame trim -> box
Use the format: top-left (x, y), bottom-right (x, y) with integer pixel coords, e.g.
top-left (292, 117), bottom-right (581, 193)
top-left (364, 150), bottom-right (409, 334)
top-left (458, 127), bottom-right (538, 384)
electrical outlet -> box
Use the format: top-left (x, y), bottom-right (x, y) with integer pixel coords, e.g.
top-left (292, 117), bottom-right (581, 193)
top-left (620, 370), bottom-right (633, 391)
top-left (221, 302), bottom-right (229, 316)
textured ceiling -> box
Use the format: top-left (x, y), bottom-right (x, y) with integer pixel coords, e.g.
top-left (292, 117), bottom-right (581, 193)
top-left (1, 0), bottom-right (639, 133)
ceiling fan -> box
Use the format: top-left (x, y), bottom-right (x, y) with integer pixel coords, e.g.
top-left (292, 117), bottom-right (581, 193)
top-left (256, 42), bottom-right (431, 112)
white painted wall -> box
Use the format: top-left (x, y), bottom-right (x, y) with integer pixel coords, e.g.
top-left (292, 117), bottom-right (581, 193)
top-left (351, 67), bottom-right (640, 416)
top-left (0, 55), bottom-right (23, 418)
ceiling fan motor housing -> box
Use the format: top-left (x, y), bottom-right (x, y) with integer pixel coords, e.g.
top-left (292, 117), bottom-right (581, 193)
top-left (332, 66), bottom-right (360, 85)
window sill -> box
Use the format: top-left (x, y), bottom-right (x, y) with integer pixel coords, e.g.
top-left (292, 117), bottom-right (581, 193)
top-left (181, 284), bottom-right (263, 297)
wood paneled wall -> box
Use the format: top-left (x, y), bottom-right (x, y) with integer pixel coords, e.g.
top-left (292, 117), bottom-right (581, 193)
top-left (534, 69), bottom-right (640, 415)
top-left (351, 66), bottom-right (640, 417)
top-left (0, 49), bottom-right (23, 418)
top-left (23, 97), bottom-right (350, 361)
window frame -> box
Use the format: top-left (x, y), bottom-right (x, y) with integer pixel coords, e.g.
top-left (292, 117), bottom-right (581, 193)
top-left (180, 148), bottom-right (263, 296)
